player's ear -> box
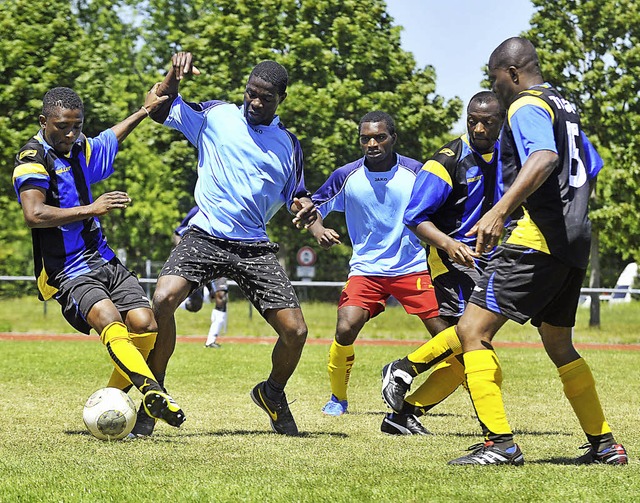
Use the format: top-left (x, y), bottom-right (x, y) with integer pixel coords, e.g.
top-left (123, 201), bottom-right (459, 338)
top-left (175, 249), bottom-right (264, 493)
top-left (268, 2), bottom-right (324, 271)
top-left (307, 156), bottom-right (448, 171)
top-left (508, 66), bottom-right (519, 84)
top-left (278, 92), bottom-right (287, 104)
top-left (39, 114), bottom-right (47, 129)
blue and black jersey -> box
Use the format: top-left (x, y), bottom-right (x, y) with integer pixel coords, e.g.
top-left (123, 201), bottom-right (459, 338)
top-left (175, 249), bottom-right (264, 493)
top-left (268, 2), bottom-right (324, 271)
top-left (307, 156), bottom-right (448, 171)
top-left (500, 83), bottom-right (603, 268)
top-left (13, 129), bottom-right (119, 300)
top-left (404, 134), bottom-right (502, 244)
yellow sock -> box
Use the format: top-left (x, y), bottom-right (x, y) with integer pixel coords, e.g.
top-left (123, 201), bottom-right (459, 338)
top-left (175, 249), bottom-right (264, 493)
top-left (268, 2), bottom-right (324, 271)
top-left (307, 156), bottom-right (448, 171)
top-left (464, 349), bottom-right (512, 439)
top-left (101, 322), bottom-right (157, 394)
top-left (107, 332), bottom-right (158, 390)
top-left (406, 355), bottom-right (464, 409)
top-left (327, 340), bottom-right (355, 401)
top-left (407, 326), bottom-right (462, 368)
top-left (559, 358), bottom-right (612, 436)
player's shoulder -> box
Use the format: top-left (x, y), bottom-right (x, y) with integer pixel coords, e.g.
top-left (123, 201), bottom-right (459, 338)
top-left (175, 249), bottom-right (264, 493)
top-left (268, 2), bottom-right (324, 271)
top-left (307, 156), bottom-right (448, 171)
top-left (396, 154), bottom-right (424, 174)
top-left (16, 136), bottom-right (46, 165)
top-left (429, 137), bottom-right (465, 167)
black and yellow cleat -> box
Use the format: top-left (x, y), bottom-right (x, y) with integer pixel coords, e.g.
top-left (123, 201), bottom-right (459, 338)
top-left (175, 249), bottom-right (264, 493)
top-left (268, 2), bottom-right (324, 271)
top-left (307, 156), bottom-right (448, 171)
top-left (143, 390), bottom-right (186, 428)
top-left (128, 402), bottom-right (157, 438)
top-left (250, 381), bottom-right (298, 436)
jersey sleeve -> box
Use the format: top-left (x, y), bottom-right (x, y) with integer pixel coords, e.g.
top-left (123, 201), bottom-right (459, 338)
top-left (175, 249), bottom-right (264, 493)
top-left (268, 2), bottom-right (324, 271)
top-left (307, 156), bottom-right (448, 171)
top-left (164, 95), bottom-right (214, 146)
top-left (508, 97), bottom-right (557, 163)
top-left (580, 131), bottom-right (604, 180)
top-left (283, 133), bottom-right (311, 210)
top-left (13, 147), bottom-right (49, 203)
top-left (403, 159), bottom-right (454, 228)
top-left (311, 165), bottom-right (353, 218)
top-left (86, 129), bottom-right (118, 184)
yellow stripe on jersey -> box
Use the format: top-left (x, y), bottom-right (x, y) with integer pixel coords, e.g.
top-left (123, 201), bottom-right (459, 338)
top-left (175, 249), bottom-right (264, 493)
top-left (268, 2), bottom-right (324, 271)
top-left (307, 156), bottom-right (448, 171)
top-left (37, 263), bottom-right (58, 301)
top-left (505, 207), bottom-right (551, 254)
top-left (12, 163), bottom-right (48, 184)
top-left (422, 160), bottom-right (452, 187)
top-left (427, 245), bottom-right (449, 279)
top-left (508, 95), bottom-right (555, 125)
top-left (84, 134), bottom-right (92, 164)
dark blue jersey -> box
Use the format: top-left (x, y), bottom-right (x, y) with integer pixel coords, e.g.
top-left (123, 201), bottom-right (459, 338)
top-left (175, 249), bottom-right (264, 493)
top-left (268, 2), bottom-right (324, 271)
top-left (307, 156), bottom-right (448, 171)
top-left (13, 129), bottom-right (119, 300)
top-left (500, 83), bottom-right (603, 268)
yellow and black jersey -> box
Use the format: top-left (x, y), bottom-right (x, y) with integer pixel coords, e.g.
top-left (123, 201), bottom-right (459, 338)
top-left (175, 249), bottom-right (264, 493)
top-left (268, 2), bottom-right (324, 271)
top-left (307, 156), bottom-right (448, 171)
top-left (13, 129), bottom-right (119, 300)
top-left (500, 83), bottom-right (603, 269)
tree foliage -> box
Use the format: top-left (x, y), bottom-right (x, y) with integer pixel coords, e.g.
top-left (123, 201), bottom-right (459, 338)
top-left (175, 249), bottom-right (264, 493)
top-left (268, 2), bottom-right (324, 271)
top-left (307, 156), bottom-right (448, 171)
top-left (524, 0), bottom-right (640, 283)
top-left (0, 0), bottom-right (461, 289)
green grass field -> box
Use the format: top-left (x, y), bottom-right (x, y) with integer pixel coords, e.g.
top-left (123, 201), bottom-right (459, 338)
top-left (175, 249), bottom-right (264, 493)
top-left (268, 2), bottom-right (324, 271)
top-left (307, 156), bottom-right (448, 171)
top-left (1, 297), bottom-right (640, 502)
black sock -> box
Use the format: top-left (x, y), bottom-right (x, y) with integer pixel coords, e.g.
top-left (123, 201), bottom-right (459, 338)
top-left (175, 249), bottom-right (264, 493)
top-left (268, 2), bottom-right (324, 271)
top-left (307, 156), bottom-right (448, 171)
top-left (265, 377), bottom-right (285, 401)
top-left (395, 357), bottom-right (428, 377)
top-left (587, 432), bottom-right (615, 452)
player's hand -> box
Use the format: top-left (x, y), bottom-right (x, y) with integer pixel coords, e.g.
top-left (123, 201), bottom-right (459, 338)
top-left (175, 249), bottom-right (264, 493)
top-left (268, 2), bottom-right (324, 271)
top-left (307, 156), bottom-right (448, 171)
top-left (91, 191), bottom-right (131, 216)
top-left (316, 227), bottom-right (341, 249)
top-left (445, 240), bottom-right (478, 268)
top-left (172, 52), bottom-right (201, 80)
top-left (143, 83), bottom-right (170, 113)
top-left (292, 197), bottom-right (318, 229)
top-left (467, 207), bottom-right (505, 255)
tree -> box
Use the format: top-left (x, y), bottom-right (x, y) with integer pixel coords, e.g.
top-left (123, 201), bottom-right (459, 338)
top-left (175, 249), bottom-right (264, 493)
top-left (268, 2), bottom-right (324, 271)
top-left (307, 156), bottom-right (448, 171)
top-left (524, 0), bottom-right (640, 325)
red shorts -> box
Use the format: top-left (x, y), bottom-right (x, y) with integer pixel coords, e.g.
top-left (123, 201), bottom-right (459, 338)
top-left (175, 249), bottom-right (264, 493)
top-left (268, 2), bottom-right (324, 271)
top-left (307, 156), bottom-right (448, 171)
top-left (338, 271), bottom-right (439, 320)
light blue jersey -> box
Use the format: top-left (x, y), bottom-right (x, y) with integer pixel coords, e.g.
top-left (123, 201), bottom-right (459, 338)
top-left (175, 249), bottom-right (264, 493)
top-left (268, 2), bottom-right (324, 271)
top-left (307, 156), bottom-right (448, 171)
top-left (312, 154), bottom-right (427, 277)
top-left (164, 95), bottom-right (308, 242)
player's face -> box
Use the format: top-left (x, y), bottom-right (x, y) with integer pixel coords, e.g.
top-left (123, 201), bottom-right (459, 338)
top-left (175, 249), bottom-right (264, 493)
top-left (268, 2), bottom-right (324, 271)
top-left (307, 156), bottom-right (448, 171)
top-left (243, 76), bottom-right (284, 126)
top-left (39, 107), bottom-right (84, 154)
top-left (359, 121), bottom-right (397, 168)
top-left (467, 100), bottom-right (503, 154)
top-left (488, 65), bottom-right (517, 109)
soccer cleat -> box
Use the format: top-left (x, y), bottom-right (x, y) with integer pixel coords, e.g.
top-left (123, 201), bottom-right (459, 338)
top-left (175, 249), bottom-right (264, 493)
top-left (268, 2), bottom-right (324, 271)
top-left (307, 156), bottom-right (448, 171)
top-left (205, 342), bottom-right (222, 349)
top-left (143, 390), bottom-right (186, 428)
top-left (250, 381), bottom-right (299, 436)
top-left (381, 413), bottom-right (431, 435)
top-left (322, 395), bottom-right (348, 416)
top-left (381, 361), bottom-right (413, 412)
top-left (128, 402), bottom-right (157, 438)
top-left (576, 443), bottom-right (628, 465)
top-left (448, 441), bottom-right (525, 466)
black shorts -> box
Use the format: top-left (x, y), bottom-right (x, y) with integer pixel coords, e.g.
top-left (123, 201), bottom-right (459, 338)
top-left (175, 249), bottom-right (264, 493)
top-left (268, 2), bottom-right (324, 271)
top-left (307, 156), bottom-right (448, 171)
top-left (429, 248), bottom-right (484, 319)
top-left (54, 259), bottom-right (152, 334)
top-left (160, 228), bottom-right (299, 316)
top-left (469, 245), bottom-right (585, 327)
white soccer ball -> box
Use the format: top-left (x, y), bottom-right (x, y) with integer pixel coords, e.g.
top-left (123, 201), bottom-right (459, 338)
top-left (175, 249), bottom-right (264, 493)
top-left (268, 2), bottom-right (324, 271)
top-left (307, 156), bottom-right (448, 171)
top-left (83, 387), bottom-right (137, 441)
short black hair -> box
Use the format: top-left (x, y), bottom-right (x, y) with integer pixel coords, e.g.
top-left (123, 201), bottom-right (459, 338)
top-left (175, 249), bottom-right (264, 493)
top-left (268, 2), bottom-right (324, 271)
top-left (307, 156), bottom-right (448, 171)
top-left (42, 87), bottom-right (84, 117)
top-left (468, 91), bottom-right (503, 115)
top-left (249, 61), bottom-right (288, 96)
top-left (489, 37), bottom-right (541, 76)
top-left (359, 111), bottom-right (396, 135)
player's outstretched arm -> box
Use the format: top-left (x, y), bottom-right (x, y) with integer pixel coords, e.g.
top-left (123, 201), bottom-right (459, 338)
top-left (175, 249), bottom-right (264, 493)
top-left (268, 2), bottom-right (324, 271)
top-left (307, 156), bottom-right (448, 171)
top-left (19, 187), bottom-right (131, 229)
top-left (110, 83), bottom-right (170, 144)
top-left (149, 52), bottom-right (201, 124)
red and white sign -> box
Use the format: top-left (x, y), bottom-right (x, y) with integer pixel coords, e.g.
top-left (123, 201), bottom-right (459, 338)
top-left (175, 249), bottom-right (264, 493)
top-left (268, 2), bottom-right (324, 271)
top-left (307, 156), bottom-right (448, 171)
top-left (296, 246), bottom-right (317, 266)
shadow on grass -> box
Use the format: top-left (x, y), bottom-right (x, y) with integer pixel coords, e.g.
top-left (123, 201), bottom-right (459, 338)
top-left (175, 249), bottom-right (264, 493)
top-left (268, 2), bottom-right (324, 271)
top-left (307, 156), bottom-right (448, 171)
top-left (66, 429), bottom-right (348, 440)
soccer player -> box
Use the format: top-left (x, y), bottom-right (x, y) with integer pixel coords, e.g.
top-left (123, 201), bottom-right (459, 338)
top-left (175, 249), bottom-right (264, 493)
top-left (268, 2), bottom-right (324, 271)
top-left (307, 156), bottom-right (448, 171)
top-left (382, 37), bottom-right (627, 465)
top-left (381, 92), bottom-right (504, 431)
top-left (133, 52), bottom-right (316, 437)
top-left (173, 206), bottom-right (229, 349)
top-left (13, 86), bottom-right (185, 430)
top-left (307, 111), bottom-right (447, 433)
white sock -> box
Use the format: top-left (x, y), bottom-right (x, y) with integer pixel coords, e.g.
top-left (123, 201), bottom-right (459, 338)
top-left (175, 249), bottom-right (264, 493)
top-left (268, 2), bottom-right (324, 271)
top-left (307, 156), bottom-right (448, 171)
top-left (205, 310), bottom-right (226, 345)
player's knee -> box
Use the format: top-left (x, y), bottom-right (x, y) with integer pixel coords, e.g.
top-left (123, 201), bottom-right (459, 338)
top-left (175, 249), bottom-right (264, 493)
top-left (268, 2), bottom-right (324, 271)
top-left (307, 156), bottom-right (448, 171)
top-left (280, 323), bottom-right (308, 346)
top-left (127, 308), bottom-right (158, 334)
top-left (335, 321), bottom-right (359, 345)
top-left (152, 287), bottom-right (183, 319)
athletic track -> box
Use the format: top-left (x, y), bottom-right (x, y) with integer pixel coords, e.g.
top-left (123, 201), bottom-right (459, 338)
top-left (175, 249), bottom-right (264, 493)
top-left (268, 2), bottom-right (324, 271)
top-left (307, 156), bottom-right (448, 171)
top-left (1, 332), bottom-right (640, 351)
